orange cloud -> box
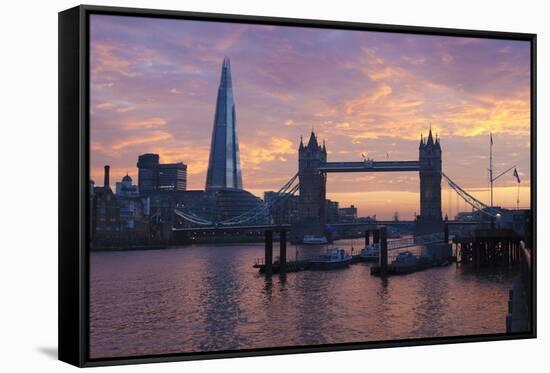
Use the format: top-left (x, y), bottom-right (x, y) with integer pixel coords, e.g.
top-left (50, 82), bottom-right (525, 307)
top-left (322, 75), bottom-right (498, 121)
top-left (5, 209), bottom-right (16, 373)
top-left (91, 42), bottom-right (139, 78)
top-left (446, 94), bottom-right (530, 137)
top-left (111, 131), bottom-right (173, 150)
top-left (240, 137), bottom-right (296, 166)
top-left (334, 52), bottom-right (529, 143)
top-left (95, 101), bottom-right (136, 113)
top-left (125, 117), bottom-right (168, 129)
top-left (96, 102), bottom-right (116, 110)
top-left (284, 119), bottom-right (296, 126)
top-left (367, 67), bottom-right (406, 81)
top-left (345, 83), bottom-right (393, 115)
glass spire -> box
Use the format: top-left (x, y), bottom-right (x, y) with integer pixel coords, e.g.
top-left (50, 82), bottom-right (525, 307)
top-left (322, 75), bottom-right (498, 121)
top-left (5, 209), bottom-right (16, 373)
top-left (205, 57), bottom-right (243, 190)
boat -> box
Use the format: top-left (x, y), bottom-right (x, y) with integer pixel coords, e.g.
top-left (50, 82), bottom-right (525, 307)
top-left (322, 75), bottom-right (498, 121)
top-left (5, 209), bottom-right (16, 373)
top-left (302, 235), bottom-right (328, 245)
top-left (359, 243), bottom-right (379, 261)
top-left (392, 251), bottom-right (417, 266)
top-left (390, 251), bottom-right (432, 273)
top-left (309, 247), bottom-right (353, 269)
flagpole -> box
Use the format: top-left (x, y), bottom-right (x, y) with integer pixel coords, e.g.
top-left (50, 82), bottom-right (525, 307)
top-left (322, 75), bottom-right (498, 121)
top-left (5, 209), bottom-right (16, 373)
top-left (490, 133), bottom-right (494, 207)
top-left (516, 183), bottom-right (520, 210)
top-left (514, 167), bottom-right (521, 210)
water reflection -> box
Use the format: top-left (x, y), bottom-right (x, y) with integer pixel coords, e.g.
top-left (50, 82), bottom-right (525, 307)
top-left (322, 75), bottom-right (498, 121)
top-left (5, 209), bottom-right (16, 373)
top-left (90, 240), bottom-right (515, 359)
top-left (262, 276), bottom-right (273, 300)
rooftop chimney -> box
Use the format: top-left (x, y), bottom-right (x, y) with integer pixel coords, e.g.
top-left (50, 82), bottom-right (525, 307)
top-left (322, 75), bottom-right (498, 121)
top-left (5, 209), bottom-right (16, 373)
top-left (104, 165), bottom-right (110, 189)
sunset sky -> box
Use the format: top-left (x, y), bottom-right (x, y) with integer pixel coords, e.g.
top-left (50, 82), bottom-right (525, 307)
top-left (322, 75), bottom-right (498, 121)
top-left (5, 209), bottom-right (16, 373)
top-left (90, 15), bottom-right (531, 219)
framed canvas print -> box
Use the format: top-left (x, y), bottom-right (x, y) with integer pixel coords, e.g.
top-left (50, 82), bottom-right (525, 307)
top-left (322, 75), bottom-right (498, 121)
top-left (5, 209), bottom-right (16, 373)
top-left (58, 5), bottom-right (536, 367)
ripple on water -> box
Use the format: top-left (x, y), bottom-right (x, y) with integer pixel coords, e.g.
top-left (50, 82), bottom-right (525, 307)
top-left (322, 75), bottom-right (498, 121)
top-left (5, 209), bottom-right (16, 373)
top-left (89, 241), bottom-right (515, 358)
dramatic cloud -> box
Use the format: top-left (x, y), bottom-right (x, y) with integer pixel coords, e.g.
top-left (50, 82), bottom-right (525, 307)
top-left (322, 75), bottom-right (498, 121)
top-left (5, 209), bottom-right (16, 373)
top-left (90, 15), bottom-right (531, 218)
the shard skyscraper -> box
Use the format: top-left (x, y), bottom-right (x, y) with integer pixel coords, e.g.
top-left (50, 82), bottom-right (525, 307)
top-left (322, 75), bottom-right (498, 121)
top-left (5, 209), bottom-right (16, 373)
top-left (205, 57), bottom-right (243, 190)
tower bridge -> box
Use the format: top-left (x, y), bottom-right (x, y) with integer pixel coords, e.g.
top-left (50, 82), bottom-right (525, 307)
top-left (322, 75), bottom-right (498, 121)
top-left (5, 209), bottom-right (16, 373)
top-left (296, 129), bottom-right (442, 238)
top-left (173, 126), bottom-right (501, 238)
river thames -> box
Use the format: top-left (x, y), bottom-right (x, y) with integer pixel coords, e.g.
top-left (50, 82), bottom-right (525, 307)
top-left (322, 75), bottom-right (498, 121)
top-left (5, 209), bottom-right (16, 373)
top-left (89, 240), bottom-right (516, 359)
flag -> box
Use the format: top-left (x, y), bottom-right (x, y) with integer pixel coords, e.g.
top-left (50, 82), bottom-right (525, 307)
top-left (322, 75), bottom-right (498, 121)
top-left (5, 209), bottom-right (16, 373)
top-left (513, 168), bottom-right (521, 183)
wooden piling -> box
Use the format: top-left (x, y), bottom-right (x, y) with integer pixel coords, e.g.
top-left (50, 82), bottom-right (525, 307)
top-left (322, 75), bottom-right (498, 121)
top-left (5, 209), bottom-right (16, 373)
top-left (373, 230), bottom-right (380, 245)
top-left (474, 241), bottom-right (480, 269)
top-left (365, 230), bottom-right (370, 247)
top-left (279, 230), bottom-right (287, 275)
top-left (265, 230), bottom-right (273, 275)
top-left (379, 227), bottom-right (388, 276)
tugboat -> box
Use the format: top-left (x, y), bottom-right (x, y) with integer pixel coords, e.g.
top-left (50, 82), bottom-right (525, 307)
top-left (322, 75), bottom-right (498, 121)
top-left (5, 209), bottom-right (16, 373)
top-left (359, 243), bottom-right (379, 261)
top-left (302, 235), bottom-right (328, 245)
top-left (309, 247), bottom-right (353, 270)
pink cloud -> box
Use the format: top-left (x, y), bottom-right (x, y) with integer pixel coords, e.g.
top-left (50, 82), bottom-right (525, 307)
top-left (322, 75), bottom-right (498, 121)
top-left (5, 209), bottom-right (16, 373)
top-left (111, 131), bottom-right (173, 150)
top-left (125, 117), bottom-right (168, 129)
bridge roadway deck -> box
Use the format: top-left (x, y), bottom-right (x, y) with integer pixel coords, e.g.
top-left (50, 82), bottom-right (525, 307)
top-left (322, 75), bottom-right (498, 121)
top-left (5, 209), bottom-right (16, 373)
top-left (173, 221), bottom-right (485, 232)
top-left (172, 224), bottom-right (291, 232)
top-left (319, 161), bottom-right (420, 173)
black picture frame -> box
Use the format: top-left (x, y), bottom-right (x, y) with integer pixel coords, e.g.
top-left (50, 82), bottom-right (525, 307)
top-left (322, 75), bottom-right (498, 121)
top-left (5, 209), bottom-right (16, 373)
top-left (59, 4), bottom-right (537, 367)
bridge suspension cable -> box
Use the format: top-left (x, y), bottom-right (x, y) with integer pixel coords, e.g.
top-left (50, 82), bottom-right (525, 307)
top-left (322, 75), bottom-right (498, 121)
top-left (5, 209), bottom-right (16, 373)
top-left (174, 209), bottom-right (214, 226)
top-left (220, 172), bottom-right (299, 225)
top-left (221, 183), bottom-right (300, 226)
top-left (441, 172), bottom-right (501, 218)
top-left (174, 172), bottom-right (300, 227)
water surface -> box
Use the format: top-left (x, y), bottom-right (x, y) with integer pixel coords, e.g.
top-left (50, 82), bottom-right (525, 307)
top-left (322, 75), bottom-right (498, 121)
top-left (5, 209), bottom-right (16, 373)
top-left (90, 240), bottom-right (515, 358)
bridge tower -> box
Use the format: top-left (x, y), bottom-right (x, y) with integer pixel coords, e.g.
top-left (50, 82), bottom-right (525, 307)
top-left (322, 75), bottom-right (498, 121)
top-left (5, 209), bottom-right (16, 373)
top-left (416, 129), bottom-right (443, 235)
top-left (296, 131), bottom-right (327, 238)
